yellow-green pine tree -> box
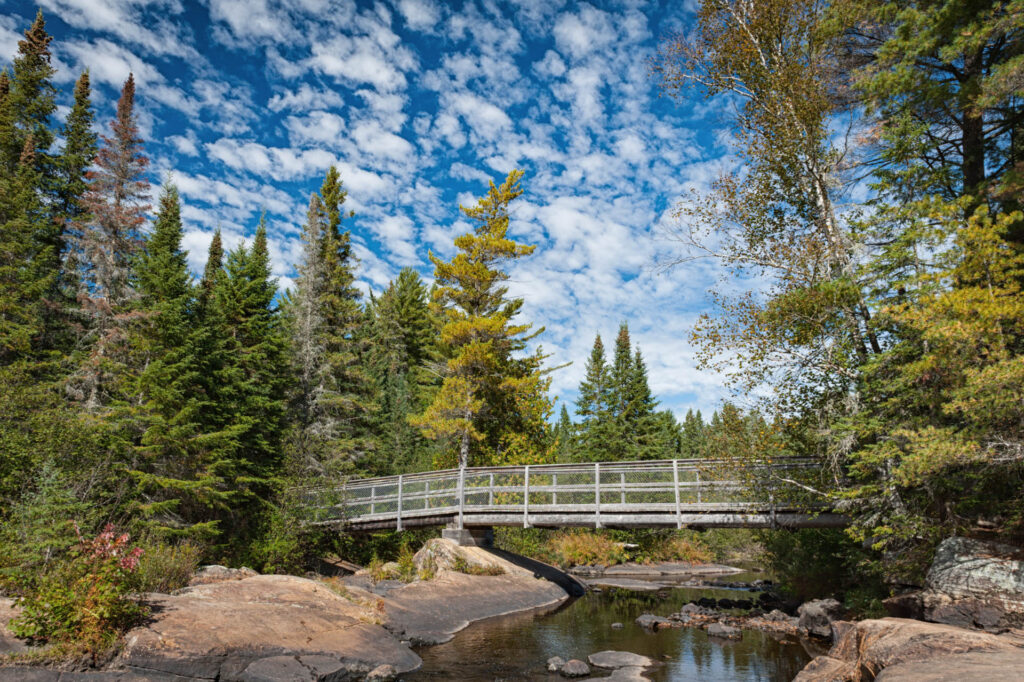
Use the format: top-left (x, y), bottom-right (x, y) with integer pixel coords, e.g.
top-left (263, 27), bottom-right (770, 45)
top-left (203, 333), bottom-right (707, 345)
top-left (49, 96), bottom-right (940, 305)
top-left (413, 170), bottom-right (553, 468)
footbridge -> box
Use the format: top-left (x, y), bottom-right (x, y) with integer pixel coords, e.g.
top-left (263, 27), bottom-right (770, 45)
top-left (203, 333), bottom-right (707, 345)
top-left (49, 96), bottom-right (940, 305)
top-left (304, 458), bottom-right (847, 537)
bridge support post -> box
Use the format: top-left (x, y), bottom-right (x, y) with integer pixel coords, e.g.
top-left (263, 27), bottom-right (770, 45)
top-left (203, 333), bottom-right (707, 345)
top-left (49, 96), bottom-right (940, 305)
top-left (442, 526), bottom-right (493, 547)
top-left (594, 462), bottom-right (601, 529)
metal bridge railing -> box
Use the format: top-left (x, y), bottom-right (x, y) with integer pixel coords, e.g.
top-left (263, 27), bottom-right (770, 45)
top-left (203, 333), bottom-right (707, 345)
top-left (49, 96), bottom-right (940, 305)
top-left (302, 458), bottom-right (824, 530)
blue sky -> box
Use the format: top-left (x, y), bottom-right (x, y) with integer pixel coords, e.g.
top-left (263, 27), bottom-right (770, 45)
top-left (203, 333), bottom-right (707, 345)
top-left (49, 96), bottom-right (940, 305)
top-left (1, 0), bottom-right (746, 420)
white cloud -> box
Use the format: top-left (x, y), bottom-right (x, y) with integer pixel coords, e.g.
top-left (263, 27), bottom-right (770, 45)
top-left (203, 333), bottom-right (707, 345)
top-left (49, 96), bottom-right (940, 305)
top-left (552, 4), bottom-right (614, 60)
top-left (268, 83), bottom-right (346, 113)
top-left (310, 33), bottom-right (416, 92)
top-left (38, 0), bottom-right (197, 58)
top-left (397, 0), bottom-right (440, 32)
top-left (205, 139), bottom-right (336, 181)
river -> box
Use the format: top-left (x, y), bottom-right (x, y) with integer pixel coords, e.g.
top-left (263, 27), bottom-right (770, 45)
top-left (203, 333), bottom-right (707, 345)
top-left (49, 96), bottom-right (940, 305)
top-left (408, 571), bottom-right (814, 680)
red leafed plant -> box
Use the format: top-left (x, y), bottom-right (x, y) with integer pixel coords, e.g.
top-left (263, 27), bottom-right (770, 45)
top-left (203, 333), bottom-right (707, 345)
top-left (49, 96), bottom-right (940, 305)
top-left (11, 523), bottom-right (147, 657)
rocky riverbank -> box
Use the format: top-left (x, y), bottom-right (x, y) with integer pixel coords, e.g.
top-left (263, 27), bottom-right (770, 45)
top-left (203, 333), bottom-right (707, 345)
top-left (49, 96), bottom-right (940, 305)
top-left (0, 539), bottom-right (573, 681)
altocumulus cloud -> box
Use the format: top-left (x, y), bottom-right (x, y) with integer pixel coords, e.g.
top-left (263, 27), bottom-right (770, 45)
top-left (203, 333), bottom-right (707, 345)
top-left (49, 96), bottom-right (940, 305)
top-left (1, 0), bottom-right (746, 418)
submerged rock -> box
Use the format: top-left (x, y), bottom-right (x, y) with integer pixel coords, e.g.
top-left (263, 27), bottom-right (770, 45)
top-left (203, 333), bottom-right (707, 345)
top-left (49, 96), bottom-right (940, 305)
top-left (560, 659), bottom-right (591, 677)
top-left (547, 656), bottom-right (566, 672)
top-left (588, 650), bottom-right (653, 669)
top-left (707, 623), bottom-right (742, 640)
top-left (635, 614), bottom-right (673, 630)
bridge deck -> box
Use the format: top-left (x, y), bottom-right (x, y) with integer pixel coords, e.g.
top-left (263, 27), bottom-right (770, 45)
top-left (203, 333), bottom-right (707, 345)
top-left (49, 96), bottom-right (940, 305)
top-left (303, 458), bottom-right (846, 531)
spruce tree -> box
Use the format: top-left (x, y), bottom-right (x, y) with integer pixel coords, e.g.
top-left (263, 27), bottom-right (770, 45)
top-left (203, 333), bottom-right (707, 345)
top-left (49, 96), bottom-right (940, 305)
top-left (575, 333), bottom-right (613, 462)
top-left (69, 74), bottom-right (150, 410)
top-left (55, 72), bottom-right (97, 257)
top-left (215, 219), bottom-right (289, 527)
top-left (317, 168), bottom-right (374, 475)
top-left (198, 229), bottom-right (223, 309)
top-left (285, 191), bottom-right (359, 478)
top-left (0, 137), bottom-right (47, 364)
top-left (366, 268), bottom-right (439, 474)
top-left (4, 10), bottom-right (56, 172)
top-left (414, 170), bottom-right (553, 467)
top-left (553, 404), bottom-right (575, 462)
top-left (629, 346), bottom-right (674, 459)
top-left (680, 409), bottom-right (707, 459)
top-left (130, 185), bottom-right (230, 538)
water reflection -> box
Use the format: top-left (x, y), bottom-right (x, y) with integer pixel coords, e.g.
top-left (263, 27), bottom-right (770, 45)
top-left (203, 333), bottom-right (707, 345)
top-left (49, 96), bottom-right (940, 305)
top-left (408, 582), bottom-right (811, 681)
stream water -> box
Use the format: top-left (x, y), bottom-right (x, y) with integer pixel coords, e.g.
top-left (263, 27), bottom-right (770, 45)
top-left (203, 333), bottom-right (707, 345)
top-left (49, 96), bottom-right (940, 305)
top-left (407, 572), bottom-right (814, 681)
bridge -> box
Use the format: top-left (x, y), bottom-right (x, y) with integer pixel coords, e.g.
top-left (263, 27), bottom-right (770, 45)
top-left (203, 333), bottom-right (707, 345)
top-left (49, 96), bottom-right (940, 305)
top-left (304, 458), bottom-right (846, 543)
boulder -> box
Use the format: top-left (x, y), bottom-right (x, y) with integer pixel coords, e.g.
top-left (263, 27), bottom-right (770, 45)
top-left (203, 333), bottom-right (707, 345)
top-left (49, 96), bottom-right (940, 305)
top-left (634, 614), bottom-right (672, 630)
top-left (560, 659), bottom-right (590, 677)
top-left (412, 539), bottom-right (505, 576)
top-left (706, 623), bottom-right (742, 640)
top-left (793, 617), bottom-right (1024, 681)
top-left (610, 622), bottom-right (624, 629)
top-left (798, 599), bottom-right (845, 639)
top-left (922, 536), bottom-right (1024, 631)
top-left (187, 564), bottom-right (258, 587)
top-left (547, 656), bottom-right (566, 672)
top-left (587, 650), bottom-right (653, 669)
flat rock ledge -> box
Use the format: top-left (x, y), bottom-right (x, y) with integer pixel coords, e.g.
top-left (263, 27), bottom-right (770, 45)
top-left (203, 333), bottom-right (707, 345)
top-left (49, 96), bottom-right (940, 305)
top-left (1, 540), bottom-right (573, 681)
top-left (793, 617), bottom-right (1024, 682)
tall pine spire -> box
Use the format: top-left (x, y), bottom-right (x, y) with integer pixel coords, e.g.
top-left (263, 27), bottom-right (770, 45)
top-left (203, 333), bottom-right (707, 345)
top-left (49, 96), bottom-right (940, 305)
top-left (414, 170), bottom-right (553, 468)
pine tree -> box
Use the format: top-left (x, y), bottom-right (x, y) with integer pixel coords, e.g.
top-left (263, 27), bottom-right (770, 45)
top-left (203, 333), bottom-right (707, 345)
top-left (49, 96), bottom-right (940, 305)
top-left (414, 170), bottom-right (553, 468)
top-left (575, 333), bottom-right (613, 462)
top-left (69, 74), bottom-right (150, 410)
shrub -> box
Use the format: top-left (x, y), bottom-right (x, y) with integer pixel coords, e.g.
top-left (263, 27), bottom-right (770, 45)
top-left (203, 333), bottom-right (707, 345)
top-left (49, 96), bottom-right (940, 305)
top-left (130, 539), bottom-right (202, 594)
top-left (366, 554), bottom-right (389, 583)
top-left (650, 534), bottom-right (713, 564)
top-left (451, 556), bottom-right (505, 576)
top-left (10, 524), bottom-right (147, 658)
top-left (394, 544), bottom-right (417, 583)
top-left (547, 531), bottom-right (627, 568)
